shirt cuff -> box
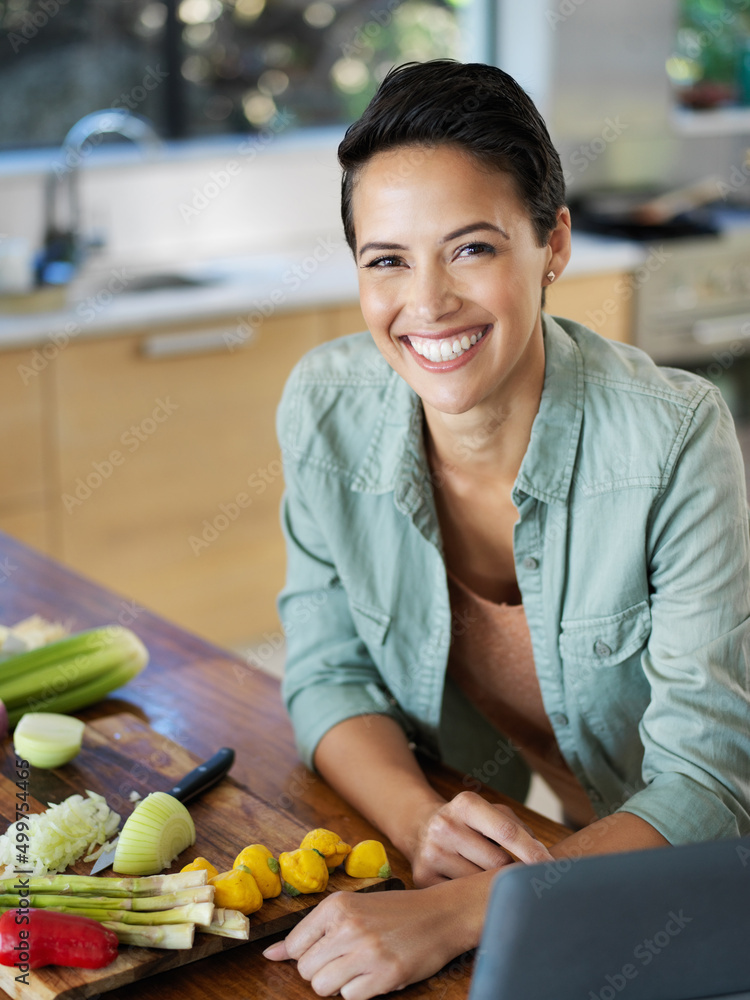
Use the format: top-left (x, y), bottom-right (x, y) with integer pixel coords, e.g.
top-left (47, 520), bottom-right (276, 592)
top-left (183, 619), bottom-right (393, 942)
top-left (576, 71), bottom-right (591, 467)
top-left (286, 681), bottom-right (409, 771)
top-left (617, 771), bottom-right (748, 844)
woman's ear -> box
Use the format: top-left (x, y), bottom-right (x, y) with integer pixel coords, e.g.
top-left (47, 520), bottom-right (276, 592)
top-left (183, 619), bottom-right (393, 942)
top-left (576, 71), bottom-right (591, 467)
top-left (545, 206), bottom-right (572, 285)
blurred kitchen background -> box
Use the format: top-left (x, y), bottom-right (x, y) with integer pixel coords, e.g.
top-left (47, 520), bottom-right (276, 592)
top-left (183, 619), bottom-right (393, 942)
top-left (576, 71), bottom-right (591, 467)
top-left (2, 0), bottom-right (750, 816)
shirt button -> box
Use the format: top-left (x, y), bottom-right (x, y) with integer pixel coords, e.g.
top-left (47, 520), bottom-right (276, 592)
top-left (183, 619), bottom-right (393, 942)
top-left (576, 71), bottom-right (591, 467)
top-left (588, 788), bottom-right (602, 802)
top-left (551, 712), bottom-right (569, 727)
top-left (594, 639), bottom-right (612, 658)
top-left (523, 556), bottom-right (539, 570)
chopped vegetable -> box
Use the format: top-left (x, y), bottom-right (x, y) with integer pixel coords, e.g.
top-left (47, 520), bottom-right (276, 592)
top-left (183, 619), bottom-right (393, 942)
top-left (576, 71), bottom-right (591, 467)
top-left (0, 625), bottom-right (148, 728)
top-left (299, 829), bottom-right (352, 871)
top-left (0, 791), bottom-right (120, 876)
top-left (0, 872), bottom-right (215, 952)
top-left (278, 848), bottom-right (329, 896)
top-left (180, 856), bottom-right (219, 881)
top-left (233, 844), bottom-right (281, 899)
top-left (13, 712), bottom-right (85, 769)
top-left (101, 921), bottom-right (194, 950)
top-left (0, 908), bottom-right (118, 970)
top-left (344, 840), bottom-right (391, 879)
top-left (203, 907), bottom-right (249, 940)
top-left (208, 866), bottom-right (263, 915)
top-left (113, 792), bottom-right (196, 876)
top-left (0, 615), bottom-right (69, 661)
top-left (0, 871), bottom-right (208, 897)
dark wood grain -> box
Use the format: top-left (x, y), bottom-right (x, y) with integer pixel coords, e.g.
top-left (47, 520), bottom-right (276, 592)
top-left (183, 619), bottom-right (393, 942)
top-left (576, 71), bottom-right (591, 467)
top-left (0, 531), bottom-right (570, 1000)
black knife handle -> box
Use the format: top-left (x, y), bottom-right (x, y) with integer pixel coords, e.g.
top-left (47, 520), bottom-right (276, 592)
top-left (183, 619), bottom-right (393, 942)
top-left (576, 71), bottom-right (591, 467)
top-left (167, 747), bottom-right (235, 804)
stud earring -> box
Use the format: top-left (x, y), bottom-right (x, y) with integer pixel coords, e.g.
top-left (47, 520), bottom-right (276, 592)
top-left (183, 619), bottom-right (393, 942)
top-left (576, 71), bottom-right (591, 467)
top-left (546, 270), bottom-right (556, 282)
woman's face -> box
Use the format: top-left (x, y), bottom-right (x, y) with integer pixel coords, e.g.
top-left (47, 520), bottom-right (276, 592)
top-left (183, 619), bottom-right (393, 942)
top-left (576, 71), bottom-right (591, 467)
top-left (351, 144), bottom-right (570, 416)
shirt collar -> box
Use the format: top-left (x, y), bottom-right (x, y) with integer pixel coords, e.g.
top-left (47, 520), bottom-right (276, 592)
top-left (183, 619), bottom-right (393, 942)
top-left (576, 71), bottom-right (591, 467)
top-left (351, 313), bottom-right (584, 511)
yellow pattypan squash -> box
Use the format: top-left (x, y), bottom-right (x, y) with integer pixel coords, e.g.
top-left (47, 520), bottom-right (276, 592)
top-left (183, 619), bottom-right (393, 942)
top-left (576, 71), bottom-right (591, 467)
top-left (209, 864), bottom-right (263, 914)
top-left (344, 840), bottom-right (392, 879)
top-left (300, 828), bottom-right (352, 871)
top-left (180, 856), bottom-right (219, 880)
top-left (278, 847), bottom-right (329, 896)
top-left (233, 843), bottom-right (282, 899)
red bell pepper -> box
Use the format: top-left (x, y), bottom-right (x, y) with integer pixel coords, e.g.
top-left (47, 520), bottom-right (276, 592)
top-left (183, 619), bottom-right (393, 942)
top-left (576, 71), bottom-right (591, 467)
top-left (0, 908), bottom-right (119, 970)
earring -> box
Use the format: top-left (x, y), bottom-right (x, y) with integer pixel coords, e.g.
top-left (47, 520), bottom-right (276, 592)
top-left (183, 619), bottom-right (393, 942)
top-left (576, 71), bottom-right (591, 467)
top-left (546, 270), bottom-right (556, 282)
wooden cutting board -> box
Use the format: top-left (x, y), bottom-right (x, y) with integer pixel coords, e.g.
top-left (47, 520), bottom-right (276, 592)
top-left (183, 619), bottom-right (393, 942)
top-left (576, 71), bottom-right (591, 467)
top-left (0, 713), bottom-right (404, 1000)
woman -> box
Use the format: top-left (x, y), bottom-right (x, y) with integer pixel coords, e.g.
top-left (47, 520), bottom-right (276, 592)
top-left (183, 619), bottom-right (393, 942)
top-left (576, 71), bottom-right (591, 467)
top-left (264, 60), bottom-right (750, 997)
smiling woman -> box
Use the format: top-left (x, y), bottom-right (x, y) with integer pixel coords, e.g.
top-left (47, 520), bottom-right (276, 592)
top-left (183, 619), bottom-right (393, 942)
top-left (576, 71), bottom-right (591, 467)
top-left (267, 59), bottom-right (750, 999)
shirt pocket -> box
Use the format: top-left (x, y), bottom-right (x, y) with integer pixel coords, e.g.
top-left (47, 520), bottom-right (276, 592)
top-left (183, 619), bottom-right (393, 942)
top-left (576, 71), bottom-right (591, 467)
top-left (559, 599), bottom-right (652, 667)
top-left (560, 600), bottom-right (653, 748)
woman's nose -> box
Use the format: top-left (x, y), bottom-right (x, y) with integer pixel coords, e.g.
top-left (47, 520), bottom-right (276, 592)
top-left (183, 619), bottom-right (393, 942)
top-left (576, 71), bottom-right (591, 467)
top-left (407, 266), bottom-right (461, 323)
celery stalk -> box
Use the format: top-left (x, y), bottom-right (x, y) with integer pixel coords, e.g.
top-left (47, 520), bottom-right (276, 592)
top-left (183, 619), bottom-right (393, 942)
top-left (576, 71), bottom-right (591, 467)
top-left (0, 625), bottom-right (148, 724)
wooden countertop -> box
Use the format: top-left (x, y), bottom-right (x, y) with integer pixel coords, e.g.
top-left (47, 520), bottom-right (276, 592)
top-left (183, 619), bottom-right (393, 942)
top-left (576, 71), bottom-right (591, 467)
top-left (0, 531), bottom-right (569, 999)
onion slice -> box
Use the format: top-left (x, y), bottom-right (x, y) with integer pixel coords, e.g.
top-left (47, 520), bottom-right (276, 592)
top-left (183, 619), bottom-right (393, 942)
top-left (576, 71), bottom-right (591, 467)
top-left (113, 792), bottom-right (196, 876)
top-left (14, 713), bottom-right (85, 769)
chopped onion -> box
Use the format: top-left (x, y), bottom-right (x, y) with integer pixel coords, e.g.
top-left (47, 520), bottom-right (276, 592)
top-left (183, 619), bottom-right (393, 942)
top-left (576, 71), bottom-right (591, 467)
top-left (0, 791), bottom-right (120, 876)
top-left (113, 792), bottom-right (196, 876)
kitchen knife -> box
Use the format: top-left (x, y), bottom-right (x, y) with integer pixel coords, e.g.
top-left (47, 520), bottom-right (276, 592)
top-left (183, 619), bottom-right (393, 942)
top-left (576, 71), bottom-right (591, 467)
top-left (90, 746), bottom-right (235, 874)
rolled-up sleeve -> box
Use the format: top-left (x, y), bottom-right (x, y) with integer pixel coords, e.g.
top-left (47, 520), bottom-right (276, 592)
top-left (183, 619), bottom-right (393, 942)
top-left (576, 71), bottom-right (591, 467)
top-left (619, 387), bottom-right (750, 842)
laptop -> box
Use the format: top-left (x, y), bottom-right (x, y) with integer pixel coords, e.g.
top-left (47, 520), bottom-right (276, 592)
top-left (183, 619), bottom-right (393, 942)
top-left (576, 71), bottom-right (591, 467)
top-left (469, 835), bottom-right (750, 1000)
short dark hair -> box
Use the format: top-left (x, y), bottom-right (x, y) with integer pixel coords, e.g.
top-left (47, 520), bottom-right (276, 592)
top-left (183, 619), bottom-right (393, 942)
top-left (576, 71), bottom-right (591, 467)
top-left (338, 60), bottom-right (566, 254)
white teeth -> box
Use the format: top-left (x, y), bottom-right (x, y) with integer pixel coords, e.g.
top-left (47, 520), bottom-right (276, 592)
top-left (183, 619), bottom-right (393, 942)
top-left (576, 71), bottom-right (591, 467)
top-left (409, 328), bottom-right (485, 363)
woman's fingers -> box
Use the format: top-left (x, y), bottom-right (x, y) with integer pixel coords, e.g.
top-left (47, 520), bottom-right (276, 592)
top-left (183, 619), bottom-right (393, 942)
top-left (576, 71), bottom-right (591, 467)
top-left (412, 791), bottom-right (553, 885)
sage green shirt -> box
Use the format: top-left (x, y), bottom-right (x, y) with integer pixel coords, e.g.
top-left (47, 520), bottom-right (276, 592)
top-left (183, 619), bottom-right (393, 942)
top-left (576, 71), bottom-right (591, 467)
top-left (276, 313), bottom-right (750, 844)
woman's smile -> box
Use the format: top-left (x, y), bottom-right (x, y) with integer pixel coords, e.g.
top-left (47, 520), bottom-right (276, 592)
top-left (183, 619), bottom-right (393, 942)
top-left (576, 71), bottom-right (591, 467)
top-left (401, 324), bottom-right (489, 370)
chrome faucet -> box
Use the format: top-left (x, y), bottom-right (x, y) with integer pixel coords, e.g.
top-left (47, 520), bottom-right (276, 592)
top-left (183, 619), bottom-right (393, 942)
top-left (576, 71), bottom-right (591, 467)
top-left (38, 109), bottom-right (162, 285)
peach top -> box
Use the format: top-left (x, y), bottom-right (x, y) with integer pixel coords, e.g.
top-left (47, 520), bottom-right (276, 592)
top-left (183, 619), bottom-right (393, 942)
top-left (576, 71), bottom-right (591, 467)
top-left (446, 570), bottom-right (597, 828)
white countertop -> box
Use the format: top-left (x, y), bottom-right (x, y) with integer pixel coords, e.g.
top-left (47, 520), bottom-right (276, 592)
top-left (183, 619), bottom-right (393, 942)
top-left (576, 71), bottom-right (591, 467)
top-left (0, 233), bottom-right (647, 352)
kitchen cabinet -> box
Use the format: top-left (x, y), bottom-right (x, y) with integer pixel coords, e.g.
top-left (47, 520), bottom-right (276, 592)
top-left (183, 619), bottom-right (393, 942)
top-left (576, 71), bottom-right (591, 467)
top-left (545, 270), bottom-right (633, 344)
top-left (50, 306), bottom-right (338, 648)
top-left (0, 348), bottom-right (54, 554)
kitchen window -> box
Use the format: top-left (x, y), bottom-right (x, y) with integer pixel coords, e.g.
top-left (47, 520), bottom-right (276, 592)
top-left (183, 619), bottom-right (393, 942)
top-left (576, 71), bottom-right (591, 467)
top-left (0, 0), bottom-right (490, 150)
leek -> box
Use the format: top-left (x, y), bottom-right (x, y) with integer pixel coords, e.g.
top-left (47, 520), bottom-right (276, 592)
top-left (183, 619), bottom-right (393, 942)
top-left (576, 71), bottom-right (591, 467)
top-left (0, 626), bottom-right (148, 727)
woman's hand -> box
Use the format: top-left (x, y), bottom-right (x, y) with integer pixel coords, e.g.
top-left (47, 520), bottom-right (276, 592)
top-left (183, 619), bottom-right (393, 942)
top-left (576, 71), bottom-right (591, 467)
top-left (410, 790), bottom-right (553, 887)
top-left (263, 875), bottom-right (489, 1000)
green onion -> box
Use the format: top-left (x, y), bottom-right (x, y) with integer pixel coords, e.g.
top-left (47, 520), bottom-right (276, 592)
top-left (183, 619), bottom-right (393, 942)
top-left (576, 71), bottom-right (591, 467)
top-left (0, 626), bottom-right (148, 727)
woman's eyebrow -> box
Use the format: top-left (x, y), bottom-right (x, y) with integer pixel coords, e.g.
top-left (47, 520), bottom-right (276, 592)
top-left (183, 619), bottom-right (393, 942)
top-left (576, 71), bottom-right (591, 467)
top-left (357, 222), bottom-right (509, 259)
top-left (441, 222), bottom-right (510, 243)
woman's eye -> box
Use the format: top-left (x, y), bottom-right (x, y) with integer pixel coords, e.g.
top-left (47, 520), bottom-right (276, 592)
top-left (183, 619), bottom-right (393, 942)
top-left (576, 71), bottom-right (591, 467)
top-left (457, 242), bottom-right (494, 258)
top-left (363, 255), bottom-right (403, 268)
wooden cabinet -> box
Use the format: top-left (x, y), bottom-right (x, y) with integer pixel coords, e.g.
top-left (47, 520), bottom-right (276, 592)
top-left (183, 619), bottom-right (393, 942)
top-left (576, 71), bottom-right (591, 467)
top-left (49, 308), bottom-right (335, 648)
top-left (0, 348), bottom-right (55, 555)
top-left (545, 271), bottom-right (633, 344)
